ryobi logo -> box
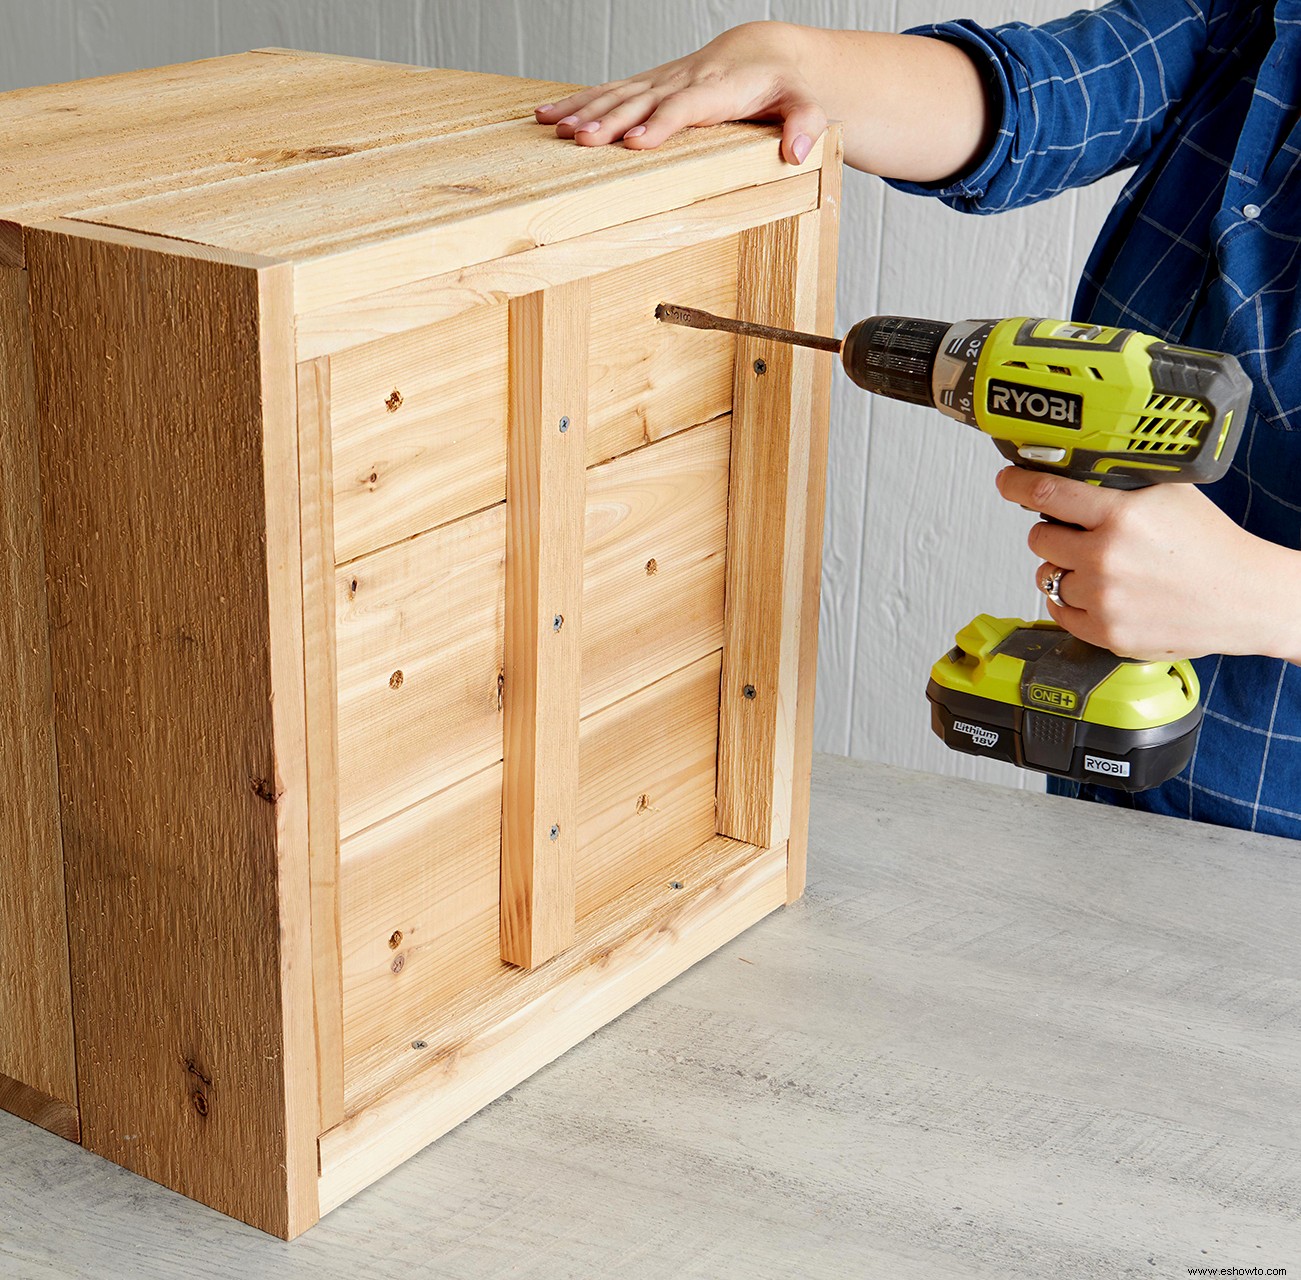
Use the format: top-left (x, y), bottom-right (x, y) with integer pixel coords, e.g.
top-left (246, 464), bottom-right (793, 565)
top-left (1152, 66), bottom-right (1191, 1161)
top-left (1085, 755), bottom-right (1131, 778)
top-left (986, 379), bottom-right (1083, 428)
top-left (954, 719), bottom-right (999, 749)
top-left (1027, 683), bottom-right (1078, 712)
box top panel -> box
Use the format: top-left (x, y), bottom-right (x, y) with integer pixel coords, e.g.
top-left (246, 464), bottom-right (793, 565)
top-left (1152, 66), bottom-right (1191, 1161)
top-left (1, 49), bottom-right (802, 288)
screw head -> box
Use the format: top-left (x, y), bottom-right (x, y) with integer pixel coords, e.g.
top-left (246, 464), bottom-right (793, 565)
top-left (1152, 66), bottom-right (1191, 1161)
top-left (391, 954), bottom-right (405, 974)
top-left (553, 613), bottom-right (564, 632)
top-left (412, 1040), bottom-right (428, 1051)
top-left (753, 358), bottom-right (767, 375)
top-left (669, 881), bottom-right (684, 891)
top-left (549, 823), bottom-right (560, 841)
top-left (559, 416), bottom-right (570, 433)
top-left (743, 684), bottom-right (757, 700)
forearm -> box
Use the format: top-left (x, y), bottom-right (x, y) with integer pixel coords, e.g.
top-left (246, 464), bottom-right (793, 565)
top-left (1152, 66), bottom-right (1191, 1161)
top-left (538, 19), bottom-right (995, 178)
top-left (1231, 537), bottom-right (1301, 666)
top-left (782, 24), bottom-right (993, 179)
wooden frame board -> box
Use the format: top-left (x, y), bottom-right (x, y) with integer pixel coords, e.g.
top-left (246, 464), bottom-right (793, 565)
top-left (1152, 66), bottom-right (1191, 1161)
top-left (25, 222), bottom-right (318, 1239)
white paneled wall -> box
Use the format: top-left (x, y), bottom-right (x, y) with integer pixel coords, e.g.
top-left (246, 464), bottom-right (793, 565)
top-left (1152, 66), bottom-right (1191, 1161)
top-left (0, 0), bottom-right (1128, 788)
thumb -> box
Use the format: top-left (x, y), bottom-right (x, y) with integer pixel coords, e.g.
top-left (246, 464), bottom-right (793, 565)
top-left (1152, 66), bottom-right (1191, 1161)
top-left (778, 93), bottom-right (827, 165)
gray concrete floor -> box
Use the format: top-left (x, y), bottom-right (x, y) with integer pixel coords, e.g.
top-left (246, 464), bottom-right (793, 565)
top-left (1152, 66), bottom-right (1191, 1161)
top-left (3, 754), bottom-right (1299, 1278)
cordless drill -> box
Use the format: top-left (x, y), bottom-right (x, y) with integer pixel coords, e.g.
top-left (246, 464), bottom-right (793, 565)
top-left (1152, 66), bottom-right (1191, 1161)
top-left (657, 305), bottom-right (1252, 790)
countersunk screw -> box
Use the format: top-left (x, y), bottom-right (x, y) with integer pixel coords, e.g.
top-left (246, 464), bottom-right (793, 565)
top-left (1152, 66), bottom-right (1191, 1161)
top-left (549, 823), bottom-right (560, 841)
top-left (412, 1040), bottom-right (429, 1051)
top-left (669, 881), bottom-right (684, 891)
top-left (553, 613), bottom-right (564, 632)
top-left (559, 416), bottom-right (570, 433)
top-left (743, 684), bottom-right (757, 700)
top-left (753, 358), bottom-right (767, 375)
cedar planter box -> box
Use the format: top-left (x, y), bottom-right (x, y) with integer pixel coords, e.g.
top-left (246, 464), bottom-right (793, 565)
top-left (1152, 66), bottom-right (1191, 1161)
top-left (0, 50), bottom-right (841, 1237)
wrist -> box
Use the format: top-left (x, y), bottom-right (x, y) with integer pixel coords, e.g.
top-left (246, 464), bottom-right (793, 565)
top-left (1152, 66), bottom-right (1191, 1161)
top-left (1227, 532), bottom-right (1301, 664)
top-left (1261, 543), bottom-right (1301, 664)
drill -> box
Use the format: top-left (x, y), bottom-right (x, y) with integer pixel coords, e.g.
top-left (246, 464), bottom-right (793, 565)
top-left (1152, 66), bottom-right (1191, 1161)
top-left (657, 305), bottom-right (1252, 791)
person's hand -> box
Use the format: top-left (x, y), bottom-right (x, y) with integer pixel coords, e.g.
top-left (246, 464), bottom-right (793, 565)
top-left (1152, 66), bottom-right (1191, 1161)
top-left (995, 466), bottom-right (1301, 663)
top-left (533, 21), bottom-right (827, 166)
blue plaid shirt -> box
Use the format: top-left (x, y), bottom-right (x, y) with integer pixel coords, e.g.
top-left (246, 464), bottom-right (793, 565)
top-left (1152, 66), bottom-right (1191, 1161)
top-left (893, 1), bottom-right (1301, 837)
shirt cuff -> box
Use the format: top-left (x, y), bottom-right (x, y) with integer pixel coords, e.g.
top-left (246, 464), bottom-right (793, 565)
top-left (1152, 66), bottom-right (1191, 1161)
top-left (884, 20), bottom-right (1017, 202)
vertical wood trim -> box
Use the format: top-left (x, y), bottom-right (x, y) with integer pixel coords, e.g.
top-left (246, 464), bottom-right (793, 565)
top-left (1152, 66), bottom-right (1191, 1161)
top-left (26, 225), bottom-right (317, 1239)
top-left (500, 282), bottom-right (589, 969)
top-left (0, 1071), bottom-right (79, 1143)
top-left (261, 265), bottom-right (323, 1240)
top-left (297, 356), bottom-right (345, 1134)
top-left (788, 127), bottom-right (844, 902)
top-left (716, 213), bottom-right (820, 849)
top-left (0, 264), bottom-right (77, 1114)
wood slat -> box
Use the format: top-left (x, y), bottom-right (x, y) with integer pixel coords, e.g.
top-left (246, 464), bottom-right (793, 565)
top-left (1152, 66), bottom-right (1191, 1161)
top-left (586, 236), bottom-right (738, 467)
top-left (64, 116), bottom-right (817, 313)
top-left (298, 131), bottom-right (814, 315)
top-left (322, 835), bottom-right (786, 1211)
top-left (500, 283), bottom-right (589, 969)
top-left (577, 652), bottom-right (722, 919)
top-left (333, 413), bottom-right (731, 845)
top-left (788, 133), bottom-right (844, 902)
top-left (294, 173), bottom-right (819, 360)
top-left (0, 264), bottom-right (76, 1115)
top-left (340, 650), bottom-right (726, 1111)
top-left (0, 1071), bottom-right (79, 1143)
top-left (340, 764), bottom-right (503, 1105)
top-left (334, 503), bottom-right (506, 842)
top-left (581, 416), bottom-right (730, 716)
top-left (715, 213), bottom-right (821, 849)
top-left (26, 224), bottom-right (318, 1239)
top-left (0, 51), bottom-right (573, 266)
top-left (297, 356), bottom-right (345, 1134)
top-left (329, 301), bottom-right (508, 565)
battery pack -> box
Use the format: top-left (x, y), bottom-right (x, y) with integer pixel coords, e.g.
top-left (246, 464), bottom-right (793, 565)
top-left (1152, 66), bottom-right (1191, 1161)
top-left (927, 615), bottom-right (1202, 791)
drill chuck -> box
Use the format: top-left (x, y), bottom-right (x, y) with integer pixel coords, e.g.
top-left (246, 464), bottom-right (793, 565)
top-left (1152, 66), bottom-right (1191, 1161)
top-left (840, 315), bottom-right (950, 407)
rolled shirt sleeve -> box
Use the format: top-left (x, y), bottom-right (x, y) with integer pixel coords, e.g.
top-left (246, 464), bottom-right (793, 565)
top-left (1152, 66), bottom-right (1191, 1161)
top-left (888, 1), bottom-right (1228, 213)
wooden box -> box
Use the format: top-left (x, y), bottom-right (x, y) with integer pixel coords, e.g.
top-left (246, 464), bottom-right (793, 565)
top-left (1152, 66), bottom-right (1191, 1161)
top-left (0, 50), bottom-right (840, 1237)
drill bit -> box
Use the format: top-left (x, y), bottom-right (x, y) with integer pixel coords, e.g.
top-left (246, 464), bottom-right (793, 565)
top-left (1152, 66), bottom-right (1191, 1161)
top-left (655, 302), bottom-right (842, 355)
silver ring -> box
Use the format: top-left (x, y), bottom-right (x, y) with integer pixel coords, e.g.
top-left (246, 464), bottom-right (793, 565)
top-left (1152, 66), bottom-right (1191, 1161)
top-left (1040, 566), bottom-right (1066, 607)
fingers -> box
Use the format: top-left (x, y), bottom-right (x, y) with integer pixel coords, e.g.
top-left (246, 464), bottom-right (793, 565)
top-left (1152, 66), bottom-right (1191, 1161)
top-left (778, 94), bottom-right (827, 165)
top-left (535, 81), bottom-right (628, 127)
top-left (620, 86), bottom-right (732, 149)
top-left (1036, 560), bottom-right (1093, 634)
top-left (570, 91), bottom-right (662, 146)
top-left (1027, 518), bottom-right (1085, 569)
top-left (995, 466), bottom-right (1121, 529)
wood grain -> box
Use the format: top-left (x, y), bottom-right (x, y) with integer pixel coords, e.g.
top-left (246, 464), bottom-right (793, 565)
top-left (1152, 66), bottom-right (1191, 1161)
top-left (586, 237), bottom-right (738, 466)
top-left (0, 51), bottom-right (573, 266)
top-left (577, 652), bottom-right (722, 919)
top-left (340, 765), bottom-right (504, 1109)
top-left (290, 131), bottom-right (814, 314)
top-left (787, 127), bottom-right (843, 902)
top-left (0, 265), bottom-right (76, 1114)
top-left (26, 224), bottom-right (317, 1239)
top-left (500, 283), bottom-right (588, 968)
top-left (340, 653), bottom-right (724, 1112)
top-left (581, 416), bottom-right (730, 716)
top-left (0, 1070), bottom-right (79, 1143)
top-left (716, 213), bottom-right (820, 849)
top-left (328, 301), bottom-right (509, 564)
top-left (320, 835), bottom-right (786, 1213)
top-left (297, 356), bottom-right (345, 1134)
top-left (294, 173), bottom-right (818, 360)
top-left (334, 503), bottom-right (506, 842)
